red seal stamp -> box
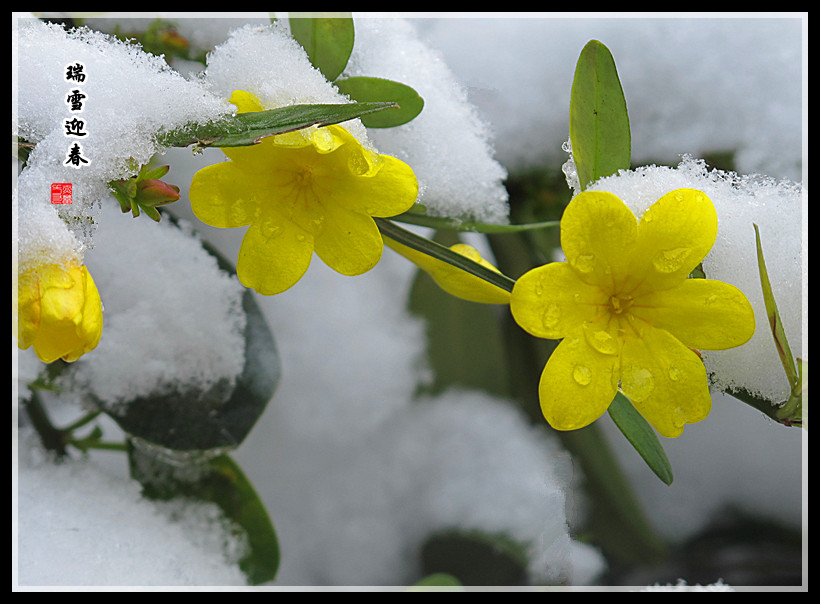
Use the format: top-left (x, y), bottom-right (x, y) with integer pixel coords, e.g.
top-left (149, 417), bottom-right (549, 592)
top-left (51, 183), bottom-right (73, 204)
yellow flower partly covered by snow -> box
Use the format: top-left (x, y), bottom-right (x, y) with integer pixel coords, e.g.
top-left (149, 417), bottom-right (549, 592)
top-left (189, 90), bottom-right (419, 295)
top-left (15, 260), bottom-right (103, 364)
top-left (510, 188), bottom-right (755, 438)
top-left (383, 238), bottom-right (510, 304)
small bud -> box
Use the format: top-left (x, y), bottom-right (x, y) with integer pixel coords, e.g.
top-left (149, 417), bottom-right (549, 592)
top-left (136, 179), bottom-right (181, 207)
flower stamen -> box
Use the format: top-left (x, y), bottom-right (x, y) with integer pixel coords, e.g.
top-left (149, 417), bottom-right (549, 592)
top-left (609, 293), bottom-right (633, 315)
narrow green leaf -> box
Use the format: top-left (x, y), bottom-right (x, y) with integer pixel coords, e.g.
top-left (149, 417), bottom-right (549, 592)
top-left (607, 392), bottom-right (674, 485)
top-left (569, 39), bottom-right (631, 190)
top-left (375, 217), bottom-right (517, 293)
top-left (754, 223), bottom-right (799, 389)
top-left (157, 102), bottom-right (398, 149)
top-left (289, 13), bottom-right (354, 81)
top-left (391, 208), bottom-right (560, 234)
top-left (335, 76), bottom-right (424, 127)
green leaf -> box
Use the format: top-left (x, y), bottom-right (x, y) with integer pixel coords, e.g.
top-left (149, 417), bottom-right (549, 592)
top-left (334, 76), bottom-right (424, 127)
top-left (156, 101), bottom-right (398, 149)
top-left (569, 40), bottom-right (631, 190)
top-left (754, 223), bottom-right (799, 389)
top-left (129, 447), bottom-right (280, 584)
top-left (93, 217), bottom-right (281, 452)
top-left (289, 13), bottom-right (354, 81)
top-left (607, 392), bottom-right (674, 485)
top-left (391, 208), bottom-right (560, 234)
top-left (375, 217), bottom-right (517, 294)
top-left (207, 455), bottom-right (281, 584)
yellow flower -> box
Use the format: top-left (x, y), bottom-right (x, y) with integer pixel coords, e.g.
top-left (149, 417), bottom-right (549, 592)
top-left (510, 189), bottom-right (755, 438)
top-left (189, 90), bottom-right (419, 295)
top-left (15, 261), bottom-right (103, 364)
top-left (383, 237), bottom-right (510, 304)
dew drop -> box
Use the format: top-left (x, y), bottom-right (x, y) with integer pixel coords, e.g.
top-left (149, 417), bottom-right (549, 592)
top-left (259, 218), bottom-right (282, 239)
top-left (573, 253), bottom-right (596, 274)
top-left (668, 366), bottom-right (681, 382)
top-left (624, 366), bottom-right (655, 402)
top-left (572, 364), bottom-right (592, 386)
top-left (652, 247), bottom-right (691, 273)
top-left (541, 303), bottom-right (561, 329)
top-left (585, 327), bottom-right (619, 356)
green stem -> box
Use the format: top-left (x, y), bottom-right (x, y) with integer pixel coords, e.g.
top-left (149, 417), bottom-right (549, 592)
top-left (375, 217), bottom-right (517, 293)
top-left (73, 440), bottom-right (128, 452)
top-left (61, 409), bottom-right (102, 433)
top-left (24, 390), bottom-right (68, 457)
top-left (391, 210), bottom-right (561, 234)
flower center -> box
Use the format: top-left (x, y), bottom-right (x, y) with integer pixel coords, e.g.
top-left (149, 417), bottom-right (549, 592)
top-left (608, 293), bottom-right (634, 315)
top-left (294, 166), bottom-right (313, 186)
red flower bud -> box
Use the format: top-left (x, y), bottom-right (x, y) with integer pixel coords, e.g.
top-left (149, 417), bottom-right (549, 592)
top-left (136, 179), bottom-right (181, 207)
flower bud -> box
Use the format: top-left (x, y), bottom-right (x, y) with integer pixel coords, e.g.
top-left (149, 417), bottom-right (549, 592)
top-left (136, 179), bottom-right (181, 207)
top-left (15, 261), bottom-right (103, 363)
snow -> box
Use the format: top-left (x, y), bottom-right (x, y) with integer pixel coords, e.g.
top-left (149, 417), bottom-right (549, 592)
top-left (14, 12), bottom-right (805, 589)
top-left (60, 201), bottom-right (248, 408)
top-left (15, 16), bottom-right (233, 270)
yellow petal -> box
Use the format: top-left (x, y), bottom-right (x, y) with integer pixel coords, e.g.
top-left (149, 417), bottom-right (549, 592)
top-left (619, 321), bottom-right (712, 438)
top-left (384, 238), bottom-right (511, 304)
top-left (628, 188), bottom-right (718, 295)
top-left (315, 151), bottom-right (418, 218)
top-left (313, 203), bottom-right (383, 276)
top-left (631, 278), bottom-right (756, 351)
top-left (236, 214), bottom-right (314, 295)
top-left (68, 266), bottom-right (104, 361)
top-left (559, 190), bottom-right (638, 290)
top-left (229, 89), bottom-right (265, 113)
top-left (510, 262), bottom-right (607, 339)
top-left (16, 269), bottom-right (42, 348)
top-left (538, 328), bottom-right (620, 431)
top-left (189, 161), bottom-right (263, 229)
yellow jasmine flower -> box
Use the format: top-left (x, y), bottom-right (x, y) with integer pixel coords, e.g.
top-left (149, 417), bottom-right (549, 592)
top-left (189, 90), bottom-right (419, 295)
top-left (510, 189), bottom-right (755, 438)
top-left (383, 237), bottom-right (510, 304)
top-left (15, 260), bottom-right (103, 364)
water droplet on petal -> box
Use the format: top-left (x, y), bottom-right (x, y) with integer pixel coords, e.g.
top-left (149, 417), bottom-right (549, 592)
top-left (652, 247), bottom-right (691, 273)
top-left (624, 366), bottom-right (655, 402)
top-left (668, 366), bottom-right (681, 381)
top-left (259, 217), bottom-right (282, 240)
top-left (541, 303), bottom-right (561, 329)
top-left (572, 364), bottom-right (592, 386)
top-left (585, 327), bottom-right (619, 356)
top-left (573, 253), bottom-right (596, 274)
